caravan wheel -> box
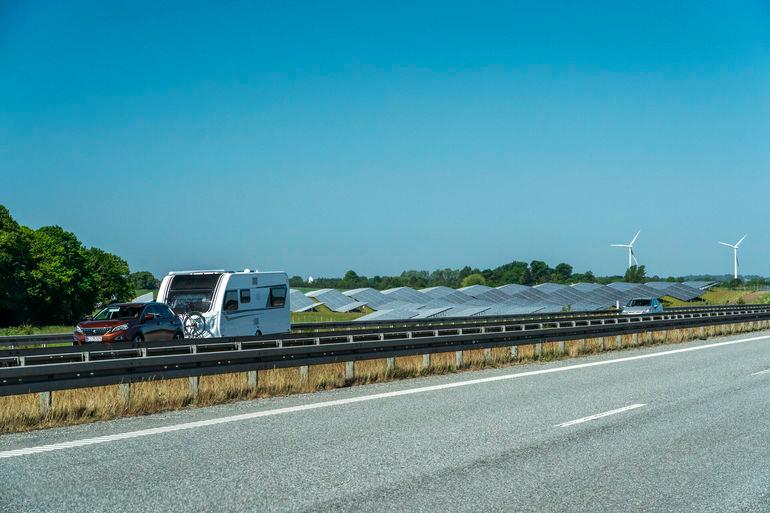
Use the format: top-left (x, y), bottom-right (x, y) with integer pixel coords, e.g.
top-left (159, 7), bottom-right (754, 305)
top-left (255, 330), bottom-right (262, 336)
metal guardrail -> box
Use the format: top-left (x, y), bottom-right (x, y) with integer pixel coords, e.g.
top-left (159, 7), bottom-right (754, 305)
top-left (1, 306), bottom-right (769, 397)
top-left (0, 303), bottom-right (760, 348)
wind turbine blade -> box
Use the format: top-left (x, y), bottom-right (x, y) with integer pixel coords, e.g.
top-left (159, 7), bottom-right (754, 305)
top-left (736, 234), bottom-right (748, 247)
top-left (610, 244), bottom-right (629, 248)
top-left (718, 242), bottom-right (735, 248)
top-left (631, 247), bottom-right (638, 265)
top-left (629, 230), bottom-right (640, 246)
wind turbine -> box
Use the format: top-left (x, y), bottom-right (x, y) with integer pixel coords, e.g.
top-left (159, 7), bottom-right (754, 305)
top-left (718, 234), bottom-right (747, 279)
top-left (611, 231), bottom-right (640, 269)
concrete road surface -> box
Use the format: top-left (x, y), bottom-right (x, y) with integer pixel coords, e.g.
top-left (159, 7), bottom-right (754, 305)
top-left (2, 331), bottom-right (770, 513)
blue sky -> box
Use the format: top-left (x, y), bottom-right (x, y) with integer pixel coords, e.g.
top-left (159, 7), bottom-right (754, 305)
top-left (2, 1), bottom-right (769, 279)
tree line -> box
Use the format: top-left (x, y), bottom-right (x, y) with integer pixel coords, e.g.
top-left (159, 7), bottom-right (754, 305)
top-left (291, 262), bottom-right (661, 290)
top-left (0, 206), bottom-right (155, 327)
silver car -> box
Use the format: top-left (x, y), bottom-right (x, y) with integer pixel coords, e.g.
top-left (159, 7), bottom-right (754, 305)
top-left (622, 297), bottom-right (663, 314)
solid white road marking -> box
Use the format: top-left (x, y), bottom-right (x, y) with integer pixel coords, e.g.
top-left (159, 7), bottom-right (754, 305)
top-left (554, 404), bottom-right (646, 428)
top-left (2, 333), bottom-right (769, 459)
top-left (750, 368), bottom-right (770, 376)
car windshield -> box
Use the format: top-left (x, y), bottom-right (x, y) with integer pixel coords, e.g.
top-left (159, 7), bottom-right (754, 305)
top-left (627, 299), bottom-right (652, 307)
top-left (166, 273), bottom-right (221, 314)
top-left (93, 305), bottom-right (142, 320)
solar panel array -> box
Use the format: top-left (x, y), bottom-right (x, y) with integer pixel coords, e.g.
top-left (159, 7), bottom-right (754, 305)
top-left (304, 289), bottom-right (366, 313)
top-left (292, 281), bottom-right (706, 319)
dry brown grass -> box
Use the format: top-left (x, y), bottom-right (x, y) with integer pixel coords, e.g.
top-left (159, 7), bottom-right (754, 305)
top-left (1, 321), bottom-right (765, 434)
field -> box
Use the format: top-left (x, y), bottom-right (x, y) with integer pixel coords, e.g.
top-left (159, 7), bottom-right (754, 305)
top-left (663, 288), bottom-right (770, 307)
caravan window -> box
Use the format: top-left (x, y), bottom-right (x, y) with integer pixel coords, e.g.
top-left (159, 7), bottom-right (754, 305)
top-left (166, 273), bottom-right (222, 314)
top-left (240, 289), bottom-right (251, 304)
top-left (268, 286), bottom-right (287, 308)
top-left (224, 290), bottom-right (239, 312)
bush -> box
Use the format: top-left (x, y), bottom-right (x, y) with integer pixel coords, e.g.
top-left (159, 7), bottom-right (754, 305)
top-left (461, 273), bottom-right (486, 287)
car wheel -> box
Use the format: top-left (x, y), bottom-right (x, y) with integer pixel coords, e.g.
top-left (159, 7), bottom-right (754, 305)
top-left (132, 333), bottom-right (144, 343)
top-left (173, 331), bottom-right (184, 340)
top-left (255, 330), bottom-right (262, 336)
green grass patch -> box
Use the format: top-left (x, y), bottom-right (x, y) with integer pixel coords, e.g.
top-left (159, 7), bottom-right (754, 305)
top-left (663, 287), bottom-right (770, 307)
top-left (291, 311), bottom-right (364, 323)
top-left (0, 325), bottom-right (73, 336)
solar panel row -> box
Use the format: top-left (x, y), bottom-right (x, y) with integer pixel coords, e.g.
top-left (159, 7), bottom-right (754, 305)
top-left (291, 281), bottom-right (706, 318)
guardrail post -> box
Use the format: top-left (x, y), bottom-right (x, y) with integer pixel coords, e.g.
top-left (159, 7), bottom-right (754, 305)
top-left (39, 391), bottom-right (52, 416)
top-left (577, 339), bottom-right (585, 353)
top-left (188, 376), bottom-right (199, 401)
top-left (510, 345), bottom-right (518, 360)
top-left (345, 361), bottom-right (355, 380)
top-left (483, 348), bottom-right (492, 363)
top-left (299, 366), bottom-right (309, 381)
top-left (615, 335), bottom-right (621, 349)
top-left (386, 357), bottom-right (395, 372)
top-left (455, 351), bottom-right (464, 367)
top-left (558, 341), bottom-right (565, 354)
top-left (535, 342), bottom-right (542, 358)
top-left (119, 383), bottom-right (131, 405)
top-left (422, 353), bottom-right (431, 369)
top-left (247, 370), bottom-right (258, 391)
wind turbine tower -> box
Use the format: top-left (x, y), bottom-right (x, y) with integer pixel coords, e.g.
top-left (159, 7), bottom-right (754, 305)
top-left (611, 231), bottom-right (640, 269)
top-left (718, 234), bottom-right (747, 279)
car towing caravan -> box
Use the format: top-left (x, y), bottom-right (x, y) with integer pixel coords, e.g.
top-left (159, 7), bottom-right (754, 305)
top-left (157, 269), bottom-right (290, 338)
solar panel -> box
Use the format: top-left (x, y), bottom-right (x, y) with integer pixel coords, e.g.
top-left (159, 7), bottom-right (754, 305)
top-left (570, 282), bottom-right (602, 293)
top-left (543, 288), bottom-right (587, 303)
top-left (496, 284), bottom-right (530, 295)
top-left (381, 287), bottom-right (432, 304)
top-left (533, 283), bottom-right (568, 294)
top-left (683, 281), bottom-right (718, 291)
top-left (305, 289), bottom-right (365, 312)
top-left (473, 288), bottom-right (513, 303)
top-left (420, 286), bottom-right (457, 298)
top-left (606, 282), bottom-right (638, 291)
top-left (411, 307), bottom-right (453, 319)
top-left (657, 284), bottom-right (704, 301)
top-left (457, 285), bottom-right (494, 297)
top-left (343, 288), bottom-right (390, 308)
top-left (508, 288), bottom-right (550, 302)
top-left (290, 289), bottom-right (322, 312)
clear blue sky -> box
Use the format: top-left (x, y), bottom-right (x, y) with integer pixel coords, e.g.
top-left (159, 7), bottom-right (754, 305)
top-left (2, 1), bottom-right (769, 279)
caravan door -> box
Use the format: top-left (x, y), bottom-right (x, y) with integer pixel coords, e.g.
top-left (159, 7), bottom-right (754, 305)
top-left (219, 286), bottom-right (262, 337)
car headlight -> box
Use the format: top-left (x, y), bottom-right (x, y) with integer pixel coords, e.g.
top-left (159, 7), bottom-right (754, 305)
top-left (111, 323), bottom-right (129, 333)
top-left (75, 326), bottom-right (83, 334)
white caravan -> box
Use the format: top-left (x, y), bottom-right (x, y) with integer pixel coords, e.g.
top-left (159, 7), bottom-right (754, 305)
top-left (157, 270), bottom-right (290, 338)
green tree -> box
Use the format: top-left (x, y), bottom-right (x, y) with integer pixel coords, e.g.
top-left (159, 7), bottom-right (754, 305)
top-left (130, 271), bottom-right (159, 291)
top-left (289, 275), bottom-right (304, 287)
top-left (0, 206), bottom-right (33, 325)
top-left (623, 265), bottom-right (647, 283)
top-left (554, 263), bottom-right (573, 283)
top-left (26, 225), bottom-right (93, 324)
top-left (461, 273), bottom-right (486, 287)
top-left (529, 260), bottom-right (552, 283)
top-left (88, 248), bottom-right (133, 306)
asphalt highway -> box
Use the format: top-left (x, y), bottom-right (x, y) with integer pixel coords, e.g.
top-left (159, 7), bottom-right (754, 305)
top-left (2, 331), bottom-right (770, 513)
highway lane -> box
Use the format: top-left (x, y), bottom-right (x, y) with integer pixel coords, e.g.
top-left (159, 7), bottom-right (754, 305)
top-left (2, 331), bottom-right (770, 513)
